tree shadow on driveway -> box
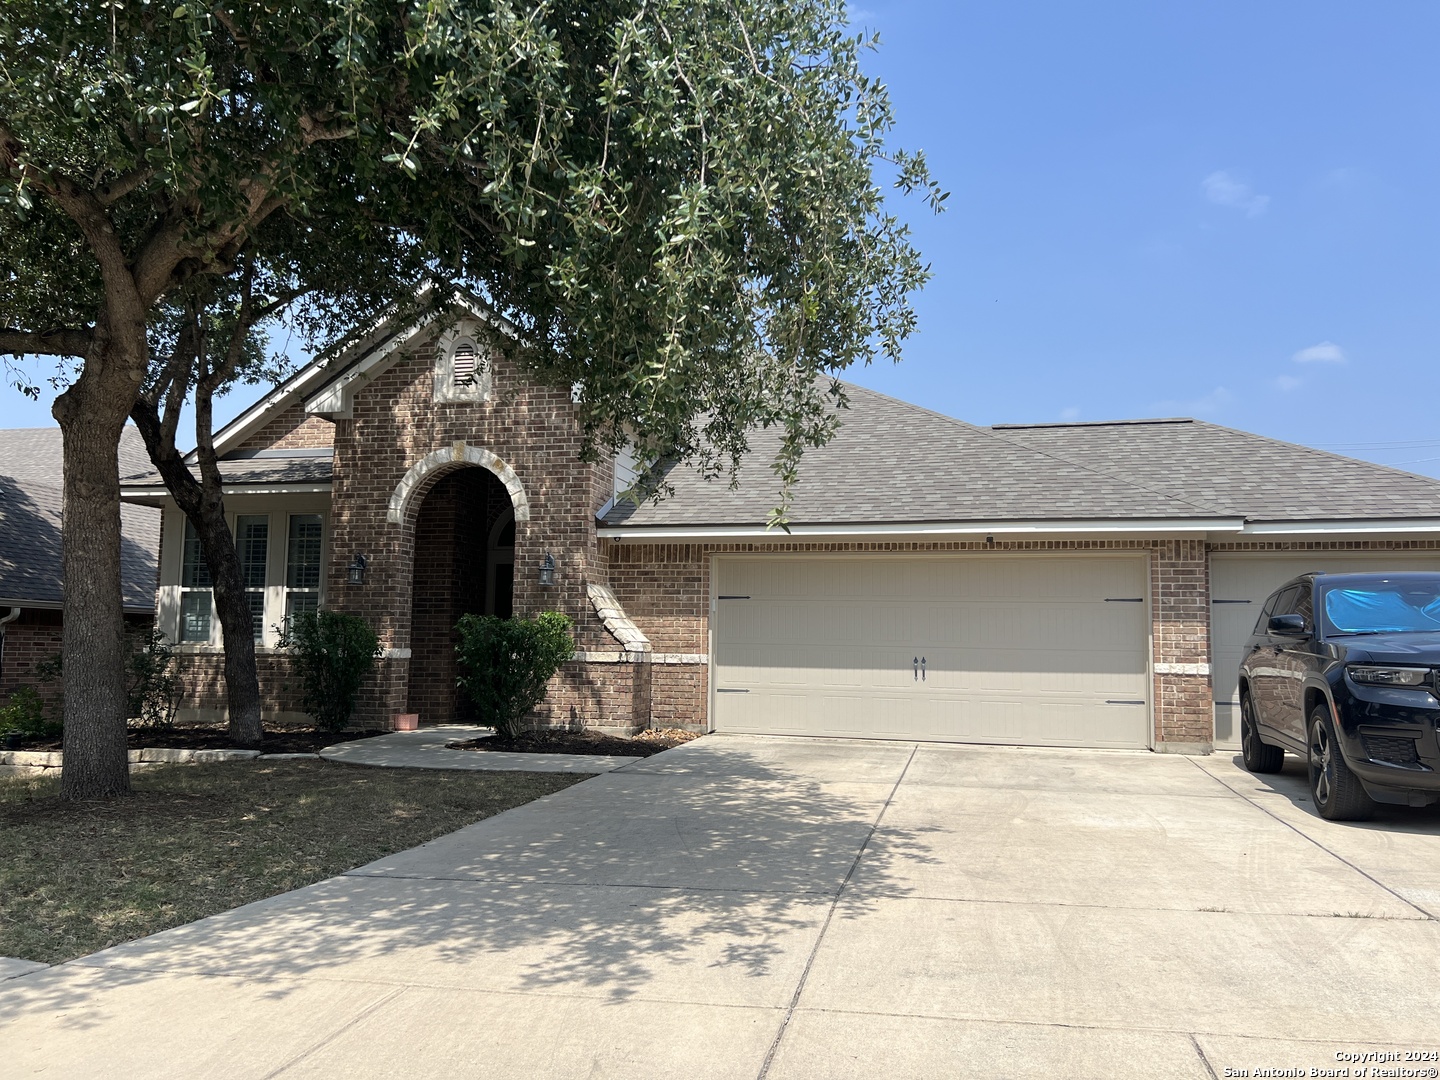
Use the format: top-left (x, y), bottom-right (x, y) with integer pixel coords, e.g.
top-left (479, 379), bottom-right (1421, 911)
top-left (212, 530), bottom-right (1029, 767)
top-left (0, 738), bottom-right (940, 1027)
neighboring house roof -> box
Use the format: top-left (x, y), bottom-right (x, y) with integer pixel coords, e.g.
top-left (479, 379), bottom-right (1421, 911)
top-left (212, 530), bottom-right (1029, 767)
top-left (0, 427), bottom-right (160, 611)
top-left (599, 384), bottom-right (1440, 537)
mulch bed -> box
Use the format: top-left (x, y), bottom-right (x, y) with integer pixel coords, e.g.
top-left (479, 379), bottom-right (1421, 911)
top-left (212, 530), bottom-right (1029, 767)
top-left (7, 726), bottom-right (378, 754)
top-left (448, 727), bottom-right (700, 758)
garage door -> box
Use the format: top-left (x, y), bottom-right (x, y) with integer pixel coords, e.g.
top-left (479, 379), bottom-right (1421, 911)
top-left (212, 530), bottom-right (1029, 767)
top-left (1211, 553), bottom-right (1440, 748)
top-left (712, 555), bottom-right (1150, 747)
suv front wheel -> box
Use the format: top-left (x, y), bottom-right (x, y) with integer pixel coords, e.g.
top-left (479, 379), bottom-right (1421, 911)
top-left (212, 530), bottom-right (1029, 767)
top-left (1308, 706), bottom-right (1375, 822)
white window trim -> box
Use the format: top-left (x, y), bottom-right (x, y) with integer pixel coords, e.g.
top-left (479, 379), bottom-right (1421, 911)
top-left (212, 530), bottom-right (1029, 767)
top-left (158, 506), bottom-right (329, 653)
top-left (432, 321), bottom-right (493, 404)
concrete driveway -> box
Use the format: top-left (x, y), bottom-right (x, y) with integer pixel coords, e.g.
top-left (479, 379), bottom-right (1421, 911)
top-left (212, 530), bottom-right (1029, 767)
top-left (3, 736), bottom-right (1439, 1079)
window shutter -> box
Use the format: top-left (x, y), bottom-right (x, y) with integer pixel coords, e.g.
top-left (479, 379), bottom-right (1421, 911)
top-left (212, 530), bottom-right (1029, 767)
top-left (453, 342), bottom-right (477, 386)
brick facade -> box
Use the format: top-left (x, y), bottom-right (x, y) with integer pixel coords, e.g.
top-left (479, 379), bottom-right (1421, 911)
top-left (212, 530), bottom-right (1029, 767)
top-left (157, 317), bottom-right (1440, 751)
top-left (2, 609), bottom-right (154, 723)
top-left (236, 405), bottom-right (335, 452)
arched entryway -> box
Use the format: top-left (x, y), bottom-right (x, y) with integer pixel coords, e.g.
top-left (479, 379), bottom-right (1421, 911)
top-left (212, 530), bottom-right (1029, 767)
top-left (406, 467), bottom-right (516, 723)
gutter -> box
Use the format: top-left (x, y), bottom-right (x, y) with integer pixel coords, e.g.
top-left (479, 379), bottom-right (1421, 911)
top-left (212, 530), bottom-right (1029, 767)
top-left (597, 517), bottom-right (1246, 541)
top-left (0, 606), bottom-right (20, 683)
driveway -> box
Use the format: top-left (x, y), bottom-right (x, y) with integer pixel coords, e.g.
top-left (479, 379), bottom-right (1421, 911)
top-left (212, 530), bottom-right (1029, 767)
top-left (3, 736), bottom-right (1439, 1079)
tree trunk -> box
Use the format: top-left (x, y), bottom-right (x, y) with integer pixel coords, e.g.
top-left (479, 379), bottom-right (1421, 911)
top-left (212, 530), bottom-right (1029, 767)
top-left (130, 400), bottom-right (264, 747)
top-left (198, 507), bottom-right (264, 747)
top-left (55, 348), bottom-right (139, 799)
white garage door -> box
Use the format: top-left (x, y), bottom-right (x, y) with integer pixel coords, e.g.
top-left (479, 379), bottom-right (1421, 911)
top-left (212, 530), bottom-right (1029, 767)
top-left (712, 555), bottom-right (1150, 748)
top-left (1211, 552), bottom-right (1440, 748)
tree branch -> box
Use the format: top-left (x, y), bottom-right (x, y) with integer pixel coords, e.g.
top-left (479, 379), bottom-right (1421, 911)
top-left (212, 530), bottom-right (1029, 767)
top-left (0, 327), bottom-right (94, 358)
top-left (95, 166), bottom-right (155, 206)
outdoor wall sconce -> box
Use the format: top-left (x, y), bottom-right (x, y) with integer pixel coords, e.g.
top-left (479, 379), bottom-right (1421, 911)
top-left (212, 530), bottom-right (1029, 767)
top-left (347, 554), bottom-right (368, 586)
top-left (538, 552), bottom-right (557, 587)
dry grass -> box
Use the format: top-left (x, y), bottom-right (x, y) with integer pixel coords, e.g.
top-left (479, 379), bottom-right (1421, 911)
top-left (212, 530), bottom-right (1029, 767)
top-left (0, 760), bottom-right (587, 965)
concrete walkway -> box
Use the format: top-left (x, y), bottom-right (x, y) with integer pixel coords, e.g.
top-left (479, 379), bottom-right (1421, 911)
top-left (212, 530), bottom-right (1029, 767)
top-left (3, 735), bottom-right (1439, 1078)
top-left (319, 724), bottom-right (640, 772)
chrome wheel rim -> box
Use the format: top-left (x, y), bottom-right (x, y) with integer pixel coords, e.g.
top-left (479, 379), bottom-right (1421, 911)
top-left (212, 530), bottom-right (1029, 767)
top-left (1310, 721), bottom-right (1332, 806)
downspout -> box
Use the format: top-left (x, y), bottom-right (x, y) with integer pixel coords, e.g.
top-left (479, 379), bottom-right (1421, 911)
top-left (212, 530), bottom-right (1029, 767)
top-left (0, 607), bottom-right (20, 689)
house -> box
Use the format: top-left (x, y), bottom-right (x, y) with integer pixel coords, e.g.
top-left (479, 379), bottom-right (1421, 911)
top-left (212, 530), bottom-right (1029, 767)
top-left (119, 303), bottom-right (1440, 753)
top-left (0, 427), bottom-right (161, 712)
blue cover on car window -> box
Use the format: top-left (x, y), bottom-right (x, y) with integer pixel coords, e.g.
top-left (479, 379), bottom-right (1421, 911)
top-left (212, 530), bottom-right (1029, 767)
top-left (1324, 588), bottom-right (1440, 633)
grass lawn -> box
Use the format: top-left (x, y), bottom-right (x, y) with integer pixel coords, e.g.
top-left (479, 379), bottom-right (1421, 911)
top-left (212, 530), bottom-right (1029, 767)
top-left (0, 760), bottom-right (588, 965)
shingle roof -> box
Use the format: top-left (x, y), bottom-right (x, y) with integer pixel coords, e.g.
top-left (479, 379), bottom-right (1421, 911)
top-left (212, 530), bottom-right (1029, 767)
top-left (991, 418), bottom-right (1440, 521)
top-left (602, 385), bottom-right (1229, 529)
top-left (601, 384), bottom-right (1440, 531)
top-left (0, 428), bottom-right (159, 610)
top-left (121, 453), bottom-right (333, 490)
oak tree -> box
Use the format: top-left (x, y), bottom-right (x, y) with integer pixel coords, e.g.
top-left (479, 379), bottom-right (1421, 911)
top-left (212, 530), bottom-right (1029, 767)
top-left (1, 0), bottom-right (938, 798)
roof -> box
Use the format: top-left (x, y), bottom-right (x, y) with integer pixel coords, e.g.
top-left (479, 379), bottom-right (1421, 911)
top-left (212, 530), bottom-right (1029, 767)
top-left (991, 418), bottom-right (1440, 522)
top-left (600, 385), bottom-right (1440, 536)
top-left (120, 451), bottom-right (334, 503)
top-left (0, 427), bottom-right (160, 611)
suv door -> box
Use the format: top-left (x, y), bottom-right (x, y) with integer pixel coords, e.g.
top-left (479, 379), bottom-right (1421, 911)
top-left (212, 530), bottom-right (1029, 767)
top-left (1248, 585), bottom-right (1299, 729)
top-left (1271, 583), bottom-right (1317, 745)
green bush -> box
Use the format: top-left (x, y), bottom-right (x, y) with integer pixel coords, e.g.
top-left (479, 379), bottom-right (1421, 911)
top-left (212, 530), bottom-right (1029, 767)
top-left (0, 686), bottom-right (57, 739)
top-left (126, 627), bottom-right (179, 730)
top-left (455, 612), bottom-right (576, 738)
top-left (278, 611), bottom-right (381, 733)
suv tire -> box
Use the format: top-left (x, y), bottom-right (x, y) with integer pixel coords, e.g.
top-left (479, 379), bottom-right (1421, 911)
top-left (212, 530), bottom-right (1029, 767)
top-left (1308, 706), bottom-right (1375, 822)
top-left (1240, 693), bottom-right (1284, 774)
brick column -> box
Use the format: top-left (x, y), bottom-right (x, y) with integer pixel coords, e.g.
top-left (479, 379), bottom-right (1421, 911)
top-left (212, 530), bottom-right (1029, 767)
top-left (1150, 539), bottom-right (1213, 753)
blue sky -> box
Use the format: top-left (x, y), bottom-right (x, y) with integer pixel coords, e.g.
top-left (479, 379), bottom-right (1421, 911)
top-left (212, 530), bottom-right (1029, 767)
top-left (4, 2), bottom-right (1438, 475)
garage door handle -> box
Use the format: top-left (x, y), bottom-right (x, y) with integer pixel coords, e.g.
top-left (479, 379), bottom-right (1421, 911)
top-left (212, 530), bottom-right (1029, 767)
top-left (913, 657), bottom-right (919, 681)
top-left (921, 656), bottom-right (926, 681)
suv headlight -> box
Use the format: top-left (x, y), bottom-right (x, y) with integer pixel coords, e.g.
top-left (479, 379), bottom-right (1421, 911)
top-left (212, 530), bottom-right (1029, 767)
top-left (1347, 665), bottom-right (1431, 687)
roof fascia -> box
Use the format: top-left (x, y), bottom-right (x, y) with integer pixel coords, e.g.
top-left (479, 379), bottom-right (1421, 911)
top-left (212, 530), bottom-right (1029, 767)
top-left (1240, 519), bottom-right (1440, 535)
top-left (598, 517), bottom-right (1244, 541)
top-left (121, 483), bottom-right (333, 501)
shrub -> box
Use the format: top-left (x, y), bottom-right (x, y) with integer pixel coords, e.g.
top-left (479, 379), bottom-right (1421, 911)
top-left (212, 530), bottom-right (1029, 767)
top-left (278, 611), bottom-right (381, 732)
top-left (126, 627), bottom-right (180, 730)
top-left (455, 612), bottom-right (576, 738)
top-left (0, 686), bottom-right (55, 739)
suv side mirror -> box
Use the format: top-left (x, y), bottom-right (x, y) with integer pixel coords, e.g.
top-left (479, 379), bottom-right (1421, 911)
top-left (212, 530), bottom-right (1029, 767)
top-left (1268, 613), bottom-right (1308, 636)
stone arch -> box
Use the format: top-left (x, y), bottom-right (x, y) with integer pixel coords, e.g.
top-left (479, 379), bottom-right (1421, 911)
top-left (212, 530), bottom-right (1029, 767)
top-left (387, 441), bottom-right (530, 526)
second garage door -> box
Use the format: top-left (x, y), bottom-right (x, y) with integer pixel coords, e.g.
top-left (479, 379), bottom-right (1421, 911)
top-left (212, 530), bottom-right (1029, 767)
top-left (712, 555), bottom-right (1150, 748)
top-left (1211, 552), bottom-right (1440, 748)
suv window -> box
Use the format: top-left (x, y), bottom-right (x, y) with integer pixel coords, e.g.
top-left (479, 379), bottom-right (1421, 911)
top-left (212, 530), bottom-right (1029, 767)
top-left (1253, 595), bottom-right (1275, 634)
top-left (1294, 584), bottom-right (1314, 625)
top-left (1264, 586), bottom-right (1302, 632)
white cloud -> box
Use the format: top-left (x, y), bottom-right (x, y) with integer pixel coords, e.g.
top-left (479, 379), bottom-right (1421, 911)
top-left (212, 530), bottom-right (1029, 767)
top-left (1151, 387), bottom-right (1232, 416)
top-left (1273, 375), bottom-right (1303, 392)
top-left (1060, 406), bottom-right (1081, 420)
top-left (1201, 171), bottom-right (1271, 218)
top-left (844, 4), bottom-right (878, 25)
top-left (1292, 340), bottom-right (1346, 364)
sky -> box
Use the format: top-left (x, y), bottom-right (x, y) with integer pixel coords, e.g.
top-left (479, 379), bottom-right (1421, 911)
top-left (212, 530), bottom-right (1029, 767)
top-left (4, 2), bottom-right (1438, 475)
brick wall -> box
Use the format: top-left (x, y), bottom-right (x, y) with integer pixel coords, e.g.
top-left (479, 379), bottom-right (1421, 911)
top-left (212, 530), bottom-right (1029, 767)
top-left (170, 652), bottom-right (310, 725)
top-left (321, 334), bottom-right (613, 727)
top-left (2, 610), bottom-right (156, 723)
top-left (1149, 538), bottom-right (1212, 748)
top-left (0, 609), bottom-right (63, 715)
top-left (235, 404), bottom-right (335, 452)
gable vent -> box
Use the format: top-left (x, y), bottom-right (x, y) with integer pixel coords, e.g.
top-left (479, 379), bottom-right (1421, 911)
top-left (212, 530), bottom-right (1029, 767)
top-left (452, 342), bottom-right (478, 387)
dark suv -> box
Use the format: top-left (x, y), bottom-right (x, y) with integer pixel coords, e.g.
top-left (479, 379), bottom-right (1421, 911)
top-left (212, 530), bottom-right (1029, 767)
top-left (1237, 571), bottom-right (1440, 820)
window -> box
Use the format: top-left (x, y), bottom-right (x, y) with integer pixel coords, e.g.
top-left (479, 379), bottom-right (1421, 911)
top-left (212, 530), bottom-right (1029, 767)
top-left (235, 515), bottom-right (269, 643)
top-left (285, 514), bottom-right (324, 628)
top-left (180, 520), bottom-right (212, 642)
